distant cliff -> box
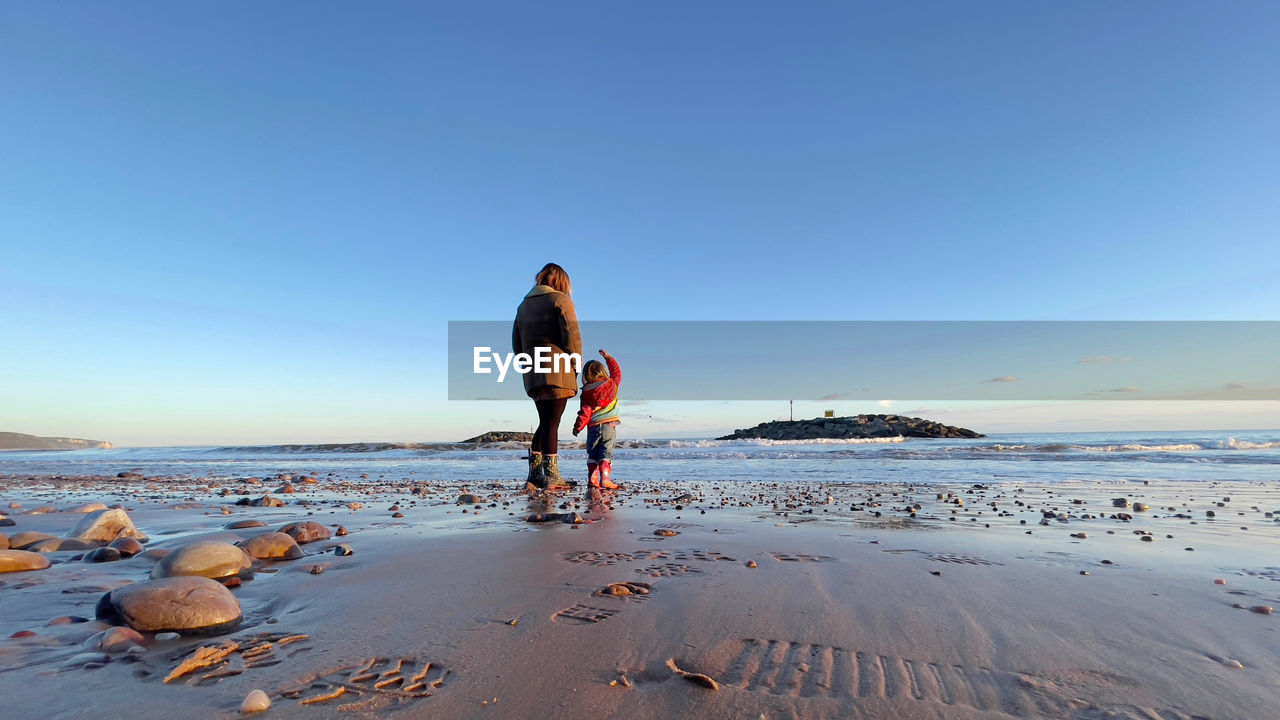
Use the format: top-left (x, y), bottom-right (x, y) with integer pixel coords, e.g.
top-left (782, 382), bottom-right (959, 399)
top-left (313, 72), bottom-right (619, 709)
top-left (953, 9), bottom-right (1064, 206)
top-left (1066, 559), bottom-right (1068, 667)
top-left (459, 431), bottom-right (534, 444)
top-left (0, 432), bottom-right (113, 450)
top-left (717, 415), bottom-right (983, 441)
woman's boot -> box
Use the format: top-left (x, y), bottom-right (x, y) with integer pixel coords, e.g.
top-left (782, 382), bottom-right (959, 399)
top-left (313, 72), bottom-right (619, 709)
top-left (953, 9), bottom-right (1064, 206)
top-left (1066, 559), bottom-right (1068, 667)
top-left (525, 452), bottom-right (545, 493)
top-left (544, 455), bottom-right (569, 490)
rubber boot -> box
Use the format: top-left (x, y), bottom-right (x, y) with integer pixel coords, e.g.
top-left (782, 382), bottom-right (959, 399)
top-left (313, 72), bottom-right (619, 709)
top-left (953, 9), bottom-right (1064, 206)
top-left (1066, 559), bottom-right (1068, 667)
top-left (525, 452), bottom-right (545, 494)
top-left (588, 462), bottom-right (600, 488)
top-left (599, 460), bottom-right (619, 490)
top-left (544, 455), bottom-right (570, 490)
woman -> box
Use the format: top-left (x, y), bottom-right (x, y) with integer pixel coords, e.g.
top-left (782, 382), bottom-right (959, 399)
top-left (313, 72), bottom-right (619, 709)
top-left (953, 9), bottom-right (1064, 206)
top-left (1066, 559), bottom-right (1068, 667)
top-left (513, 263), bottom-right (582, 491)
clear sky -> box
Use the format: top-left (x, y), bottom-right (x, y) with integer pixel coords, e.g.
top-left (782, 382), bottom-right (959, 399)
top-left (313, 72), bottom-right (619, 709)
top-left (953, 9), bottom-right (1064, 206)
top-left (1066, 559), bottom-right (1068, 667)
top-left (2, 2), bottom-right (1277, 446)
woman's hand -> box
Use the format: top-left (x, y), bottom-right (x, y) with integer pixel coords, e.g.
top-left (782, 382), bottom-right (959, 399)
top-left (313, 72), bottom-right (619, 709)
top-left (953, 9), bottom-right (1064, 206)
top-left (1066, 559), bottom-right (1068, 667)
top-left (599, 349), bottom-right (610, 358)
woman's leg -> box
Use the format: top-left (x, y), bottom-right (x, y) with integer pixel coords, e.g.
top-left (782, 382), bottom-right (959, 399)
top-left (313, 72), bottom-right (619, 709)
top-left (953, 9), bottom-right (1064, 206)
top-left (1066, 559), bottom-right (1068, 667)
top-left (535, 398), bottom-right (568, 456)
top-left (535, 397), bottom-right (569, 486)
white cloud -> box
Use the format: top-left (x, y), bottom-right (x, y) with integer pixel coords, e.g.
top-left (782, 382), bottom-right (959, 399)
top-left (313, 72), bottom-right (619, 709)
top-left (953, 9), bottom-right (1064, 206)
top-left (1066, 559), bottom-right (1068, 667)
top-left (1224, 382), bottom-right (1247, 390)
top-left (877, 400), bottom-right (894, 408)
top-left (816, 393), bottom-right (841, 401)
top-left (981, 376), bottom-right (1019, 384)
top-left (1107, 386), bottom-right (1142, 393)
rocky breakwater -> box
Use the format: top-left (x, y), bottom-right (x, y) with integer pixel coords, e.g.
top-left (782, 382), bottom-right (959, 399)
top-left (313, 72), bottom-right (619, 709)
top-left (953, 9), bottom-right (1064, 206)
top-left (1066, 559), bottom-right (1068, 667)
top-left (460, 431), bottom-right (534, 444)
top-left (717, 414), bottom-right (984, 441)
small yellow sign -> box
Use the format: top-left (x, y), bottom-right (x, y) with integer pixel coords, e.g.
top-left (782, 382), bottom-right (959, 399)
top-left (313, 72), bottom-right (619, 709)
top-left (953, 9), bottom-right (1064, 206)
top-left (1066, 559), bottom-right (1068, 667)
top-left (824, 409), bottom-right (835, 418)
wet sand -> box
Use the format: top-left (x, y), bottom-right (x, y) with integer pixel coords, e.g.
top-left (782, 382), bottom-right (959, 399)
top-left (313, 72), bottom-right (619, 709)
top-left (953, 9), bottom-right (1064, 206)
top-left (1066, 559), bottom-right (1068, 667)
top-left (1, 471), bottom-right (1278, 719)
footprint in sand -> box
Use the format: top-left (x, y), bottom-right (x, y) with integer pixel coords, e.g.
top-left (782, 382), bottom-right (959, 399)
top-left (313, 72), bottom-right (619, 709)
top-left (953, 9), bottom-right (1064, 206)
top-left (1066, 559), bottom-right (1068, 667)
top-left (925, 552), bottom-right (1003, 566)
top-left (553, 604), bottom-right (621, 624)
top-left (107, 631), bottom-right (310, 684)
top-left (280, 656), bottom-right (448, 712)
top-left (717, 638), bottom-right (1213, 720)
top-left (636, 562), bottom-right (702, 577)
top-left (672, 548), bottom-right (737, 562)
top-left (769, 552), bottom-right (836, 563)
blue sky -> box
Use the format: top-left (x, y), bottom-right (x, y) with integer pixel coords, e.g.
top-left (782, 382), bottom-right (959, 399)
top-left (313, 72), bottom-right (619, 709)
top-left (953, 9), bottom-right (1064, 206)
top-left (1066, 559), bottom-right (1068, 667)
top-left (2, 2), bottom-right (1277, 445)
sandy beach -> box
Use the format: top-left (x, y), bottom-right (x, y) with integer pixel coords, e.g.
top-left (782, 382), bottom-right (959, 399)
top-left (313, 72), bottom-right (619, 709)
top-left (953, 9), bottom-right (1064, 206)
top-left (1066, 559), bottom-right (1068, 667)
top-left (1, 469), bottom-right (1277, 720)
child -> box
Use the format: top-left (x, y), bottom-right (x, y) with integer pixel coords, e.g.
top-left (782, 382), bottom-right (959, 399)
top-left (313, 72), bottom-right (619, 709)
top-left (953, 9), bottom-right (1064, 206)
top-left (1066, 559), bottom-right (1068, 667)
top-left (572, 349), bottom-right (622, 489)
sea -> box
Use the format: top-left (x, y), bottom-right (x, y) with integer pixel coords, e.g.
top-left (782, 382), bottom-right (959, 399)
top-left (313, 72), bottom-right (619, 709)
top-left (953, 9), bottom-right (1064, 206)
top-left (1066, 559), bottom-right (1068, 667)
top-left (2, 430), bottom-right (1278, 488)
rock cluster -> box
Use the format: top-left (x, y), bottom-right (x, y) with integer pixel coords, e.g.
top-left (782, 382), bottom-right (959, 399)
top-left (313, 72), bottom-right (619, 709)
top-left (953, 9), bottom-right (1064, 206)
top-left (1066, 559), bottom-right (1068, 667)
top-left (717, 414), bottom-right (984, 441)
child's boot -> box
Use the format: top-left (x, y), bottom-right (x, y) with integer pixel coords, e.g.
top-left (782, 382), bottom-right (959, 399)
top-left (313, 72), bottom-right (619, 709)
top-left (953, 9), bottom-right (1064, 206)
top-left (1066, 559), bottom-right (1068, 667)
top-left (599, 460), bottom-right (619, 490)
top-left (588, 462), bottom-right (601, 488)
top-left (544, 455), bottom-right (570, 490)
top-left (525, 452), bottom-right (545, 493)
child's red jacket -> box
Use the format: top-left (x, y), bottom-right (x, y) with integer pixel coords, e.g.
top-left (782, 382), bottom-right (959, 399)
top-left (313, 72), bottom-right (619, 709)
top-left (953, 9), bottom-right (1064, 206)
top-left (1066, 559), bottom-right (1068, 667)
top-left (573, 355), bottom-right (621, 434)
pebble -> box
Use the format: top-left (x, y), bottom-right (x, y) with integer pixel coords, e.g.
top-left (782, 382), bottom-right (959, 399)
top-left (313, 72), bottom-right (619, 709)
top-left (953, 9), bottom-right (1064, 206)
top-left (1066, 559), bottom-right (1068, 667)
top-left (309, 565), bottom-right (325, 574)
top-left (1214, 578), bottom-right (1226, 585)
top-left (97, 626), bottom-right (147, 653)
top-left (1080, 571), bottom-right (1090, 576)
top-left (151, 541), bottom-right (254, 581)
top-left (279, 521), bottom-right (332, 544)
top-left (238, 532), bottom-right (305, 560)
top-left (83, 546), bottom-right (123, 563)
top-left (241, 689), bottom-right (272, 714)
top-left (0, 549), bottom-right (52, 573)
top-left (654, 529), bottom-right (679, 537)
top-left (334, 544), bottom-right (354, 556)
top-left (1249, 605), bottom-right (1274, 615)
top-left (97, 576), bottom-right (242, 634)
top-left (109, 537), bottom-right (145, 557)
top-left (225, 520), bottom-right (268, 530)
top-left (746, 560), bottom-right (758, 569)
top-left (66, 508), bottom-right (146, 543)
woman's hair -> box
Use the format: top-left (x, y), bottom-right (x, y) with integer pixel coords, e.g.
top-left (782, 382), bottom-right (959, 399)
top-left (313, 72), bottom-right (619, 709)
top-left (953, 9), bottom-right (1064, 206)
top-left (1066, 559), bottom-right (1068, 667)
top-left (536, 263), bottom-right (572, 294)
top-left (582, 359), bottom-right (608, 383)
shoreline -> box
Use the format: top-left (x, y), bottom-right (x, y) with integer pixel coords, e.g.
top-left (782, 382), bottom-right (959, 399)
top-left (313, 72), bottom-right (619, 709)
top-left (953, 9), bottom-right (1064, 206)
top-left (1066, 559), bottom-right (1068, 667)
top-left (1, 472), bottom-right (1278, 719)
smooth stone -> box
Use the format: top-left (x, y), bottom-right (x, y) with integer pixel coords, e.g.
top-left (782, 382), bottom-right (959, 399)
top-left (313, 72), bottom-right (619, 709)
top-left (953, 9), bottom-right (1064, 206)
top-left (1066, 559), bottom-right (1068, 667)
top-left (151, 541), bottom-right (253, 581)
top-left (225, 520), bottom-right (269, 530)
top-left (457, 494), bottom-right (481, 505)
top-left (279, 521), bottom-right (331, 544)
top-left (333, 544), bottom-right (353, 556)
top-left (109, 537), bottom-right (145, 557)
top-left (0, 517), bottom-right (13, 527)
top-left (70, 502), bottom-right (109, 513)
top-left (97, 626), bottom-right (148, 653)
top-left (0, 534), bottom-right (8, 550)
top-left (96, 576), bottom-right (242, 634)
top-left (66, 509), bottom-right (146, 543)
top-left (28, 537), bottom-right (102, 553)
top-left (8, 531), bottom-right (55, 550)
top-left (241, 689), bottom-right (272, 714)
top-left (83, 547), bottom-right (123, 563)
top-left (154, 632), bottom-right (180, 641)
top-left (238, 532), bottom-right (305, 560)
top-left (1132, 503), bottom-right (1150, 511)
top-left (0, 550), bottom-right (52, 573)
top-left (654, 529), bottom-right (679, 537)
